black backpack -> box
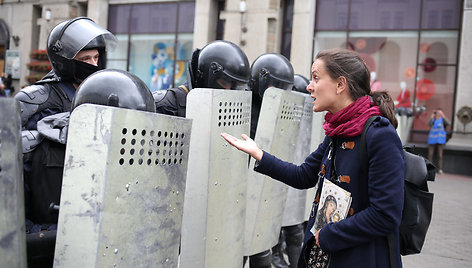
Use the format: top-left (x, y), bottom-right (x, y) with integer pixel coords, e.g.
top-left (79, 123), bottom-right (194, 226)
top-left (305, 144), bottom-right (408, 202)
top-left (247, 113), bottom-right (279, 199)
top-left (360, 116), bottom-right (435, 266)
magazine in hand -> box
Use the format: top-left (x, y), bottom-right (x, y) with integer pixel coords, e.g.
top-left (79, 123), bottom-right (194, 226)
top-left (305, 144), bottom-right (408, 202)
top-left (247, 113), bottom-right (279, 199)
top-left (310, 179), bottom-right (352, 235)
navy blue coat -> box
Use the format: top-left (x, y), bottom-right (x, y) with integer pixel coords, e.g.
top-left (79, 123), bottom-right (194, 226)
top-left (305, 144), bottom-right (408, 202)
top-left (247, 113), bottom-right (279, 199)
top-left (255, 116), bottom-right (404, 268)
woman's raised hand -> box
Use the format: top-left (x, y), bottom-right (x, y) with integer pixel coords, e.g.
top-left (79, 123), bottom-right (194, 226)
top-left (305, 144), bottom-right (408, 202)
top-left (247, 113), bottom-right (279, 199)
top-left (220, 133), bottom-right (263, 162)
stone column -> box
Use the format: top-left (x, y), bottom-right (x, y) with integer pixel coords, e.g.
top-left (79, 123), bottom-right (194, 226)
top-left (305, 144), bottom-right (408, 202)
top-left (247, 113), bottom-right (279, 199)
top-left (87, 0), bottom-right (109, 28)
top-left (193, 0), bottom-right (219, 49)
top-left (449, 0), bottom-right (472, 146)
top-left (290, 0), bottom-right (316, 78)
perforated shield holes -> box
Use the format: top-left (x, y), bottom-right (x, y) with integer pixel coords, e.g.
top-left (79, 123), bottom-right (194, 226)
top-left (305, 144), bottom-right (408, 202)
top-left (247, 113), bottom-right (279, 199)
top-left (280, 99), bottom-right (303, 121)
top-left (119, 128), bottom-right (186, 166)
top-left (217, 101), bottom-right (251, 127)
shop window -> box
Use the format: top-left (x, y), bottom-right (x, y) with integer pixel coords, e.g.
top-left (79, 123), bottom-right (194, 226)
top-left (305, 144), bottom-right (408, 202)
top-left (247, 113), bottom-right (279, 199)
top-left (378, 41), bottom-right (400, 82)
top-left (422, 42), bottom-right (448, 84)
top-left (315, 0), bottom-right (349, 30)
top-left (419, 31), bottom-right (458, 65)
top-left (313, 0), bottom-right (462, 144)
top-left (422, 0), bottom-right (462, 29)
top-left (216, 0), bottom-right (226, 40)
top-left (412, 66), bottom-right (456, 133)
top-left (108, 2), bottom-right (195, 92)
top-left (313, 32), bottom-right (347, 57)
top-left (349, 0), bottom-right (421, 30)
top-left (281, 0), bottom-right (294, 59)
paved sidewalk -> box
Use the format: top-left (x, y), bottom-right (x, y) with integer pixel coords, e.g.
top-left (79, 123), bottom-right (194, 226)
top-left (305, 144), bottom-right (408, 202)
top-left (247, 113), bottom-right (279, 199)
top-left (402, 172), bottom-right (472, 267)
top-left (248, 172), bottom-right (472, 268)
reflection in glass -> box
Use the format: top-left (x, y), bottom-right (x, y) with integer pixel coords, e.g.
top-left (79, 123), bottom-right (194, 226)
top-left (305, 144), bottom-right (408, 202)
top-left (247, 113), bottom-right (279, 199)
top-left (130, 34), bottom-right (175, 92)
top-left (348, 31), bottom-right (417, 87)
top-left (315, 0), bottom-right (348, 30)
top-left (107, 34), bottom-right (129, 71)
top-left (312, 0), bottom-right (462, 144)
top-left (349, 0), bottom-right (420, 30)
top-left (107, 2), bottom-right (195, 92)
top-left (413, 66), bottom-right (456, 131)
top-left (130, 3), bottom-right (177, 33)
top-left (421, 0), bottom-right (462, 29)
top-left (418, 31), bottom-right (459, 65)
top-left (178, 2), bottom-right (196, 33)
top-left (313, 32), bottom-right (347, 58)
top-left (108, 5), bottom-right (130, 34)
top-left (175, 34), bottom-right (194, 87)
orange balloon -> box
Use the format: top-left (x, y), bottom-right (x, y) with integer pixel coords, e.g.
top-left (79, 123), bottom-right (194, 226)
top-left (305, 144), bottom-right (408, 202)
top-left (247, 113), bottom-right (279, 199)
top-left (419, 43), bottom-right (430, 54)
top-left (355, 39), bottom-right (367, 50)
top-left (404, 67), bottom-right (415, 78)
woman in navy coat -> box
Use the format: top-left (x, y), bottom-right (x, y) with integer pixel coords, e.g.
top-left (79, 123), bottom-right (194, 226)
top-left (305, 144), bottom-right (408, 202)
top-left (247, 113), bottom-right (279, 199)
top-left (221, 48), bottom-right (405, 268)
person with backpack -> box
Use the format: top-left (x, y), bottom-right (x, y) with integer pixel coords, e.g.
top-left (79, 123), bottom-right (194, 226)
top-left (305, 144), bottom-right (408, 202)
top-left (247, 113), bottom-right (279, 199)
top-left (427, 108), bottom-right (450, 174)
top-left (221, 48), bottom-right (405, 268)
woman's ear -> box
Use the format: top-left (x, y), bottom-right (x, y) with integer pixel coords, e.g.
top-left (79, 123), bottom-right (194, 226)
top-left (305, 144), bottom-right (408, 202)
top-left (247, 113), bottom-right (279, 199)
top-left (336, 76), bottom-right (347, 94)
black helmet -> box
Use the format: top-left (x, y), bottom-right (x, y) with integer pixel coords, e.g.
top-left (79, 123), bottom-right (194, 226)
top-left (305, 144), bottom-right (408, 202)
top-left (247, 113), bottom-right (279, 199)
top-left (72, 69), bottom-right (156, 113)
top-left (47, 17), bottom-right (117, 82)
top-left (293, 74), bottom-right (310, 94)
top-left (189, 40), bottom-right (250, 90)
top-left (249, 53), bottom-right (294, 98)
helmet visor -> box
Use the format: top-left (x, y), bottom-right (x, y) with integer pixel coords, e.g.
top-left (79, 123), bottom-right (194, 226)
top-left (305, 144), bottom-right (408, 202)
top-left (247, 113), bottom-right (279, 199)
top-left (55, 18), bottom-right (117, 59)
top-left (207, 68), bottom-right (248, 91)
top-left (259, 75), bottom-right (293, 91)
top-left (268, 78), bottom-right (293, 91)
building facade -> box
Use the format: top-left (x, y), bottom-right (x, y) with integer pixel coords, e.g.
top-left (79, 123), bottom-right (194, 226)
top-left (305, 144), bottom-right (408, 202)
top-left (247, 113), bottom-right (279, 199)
top-left (1, 0), bottom-right (471, 173)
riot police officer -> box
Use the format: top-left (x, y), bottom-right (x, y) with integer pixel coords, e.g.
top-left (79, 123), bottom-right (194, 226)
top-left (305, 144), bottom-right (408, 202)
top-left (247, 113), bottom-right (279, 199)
top-left (14, 17), bottom-right (116, 267)
top-left (271, 74), bottom-right (310, 268)
top-left (293, 74), bottom-right (310, 94)
top-left (154, 40), bottom-right (251, 117)
top-left (247, 53), bottom-right (294, 268)
top-left (72, 69), bottom-right (156, 112)
top-left (249, 53), bottom-right (294, 139)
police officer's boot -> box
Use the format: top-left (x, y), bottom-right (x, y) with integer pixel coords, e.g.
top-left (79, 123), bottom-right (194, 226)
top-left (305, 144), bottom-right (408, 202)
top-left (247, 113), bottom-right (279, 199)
top-left (284, 224), bottom-right (304, 268)
top-left (271, 230), bottom-right (289, 268)
top-left (249, 249), bottom-right (272, 268)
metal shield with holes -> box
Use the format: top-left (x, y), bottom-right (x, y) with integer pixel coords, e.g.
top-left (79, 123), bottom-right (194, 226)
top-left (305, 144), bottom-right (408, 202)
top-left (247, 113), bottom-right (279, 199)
top-left (305, 110), bottom-right (326, 219)
top-left (0, 99), bottom-right (27, 268)
top-left (282, 93), bottom-right (314, 226)
top-left (245, 87), bottom-right (305, 255)
top-left (54, 104), bottom-right (192, 268)
top-left (179, 89), bottom-right (251, 268)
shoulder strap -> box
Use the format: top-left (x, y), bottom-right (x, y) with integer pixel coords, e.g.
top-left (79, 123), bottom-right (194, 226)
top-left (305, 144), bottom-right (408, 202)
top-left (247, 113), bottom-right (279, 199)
top-left (360, 115), bottom-right (397, 268)
top-left (359, 116), bottom-right (380, 208)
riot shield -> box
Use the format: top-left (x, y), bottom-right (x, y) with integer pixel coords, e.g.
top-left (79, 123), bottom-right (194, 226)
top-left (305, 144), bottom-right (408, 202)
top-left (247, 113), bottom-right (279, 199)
top-left (54, 104), bottom-right (192, 267)
top-left (245, 87), bottom-right (305, 255)
top-left (180, 89), bottom-right (251, 268)
top-left (0, 99), bottom-right (27, 268)
top-left (304, 111), bottom-right (326, 219)
top-left (281, 93), bottom-right (313, 226)
top-left (396, 114), bottom-right (414, 145)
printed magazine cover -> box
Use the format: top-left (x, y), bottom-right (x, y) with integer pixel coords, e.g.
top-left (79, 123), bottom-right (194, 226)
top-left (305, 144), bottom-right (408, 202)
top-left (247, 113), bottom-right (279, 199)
top-left (311, 179), bottom-right (352, 235)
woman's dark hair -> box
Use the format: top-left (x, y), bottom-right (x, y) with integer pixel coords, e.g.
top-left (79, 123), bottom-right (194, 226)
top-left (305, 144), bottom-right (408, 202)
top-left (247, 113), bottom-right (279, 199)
top-left (316, 48), bottom-right (398, 128)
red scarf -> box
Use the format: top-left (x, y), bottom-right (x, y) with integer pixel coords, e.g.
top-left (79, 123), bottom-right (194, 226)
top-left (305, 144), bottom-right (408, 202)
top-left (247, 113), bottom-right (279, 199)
top-left (323, 96), bottom-right (381, 137)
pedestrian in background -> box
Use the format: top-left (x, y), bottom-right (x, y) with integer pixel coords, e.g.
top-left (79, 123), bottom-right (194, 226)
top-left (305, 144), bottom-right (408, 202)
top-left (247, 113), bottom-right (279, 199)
top-left (428, 108), bottom-right (450, 174)
top-left (221, 48), bottom-right (404, 268)
top-left (1, 72), bottom-right (13, 96)
top-left (0, 76), bottom-right (5, 97)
